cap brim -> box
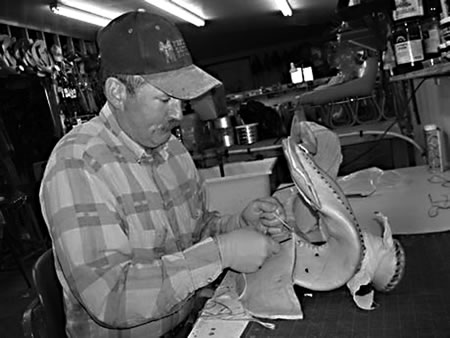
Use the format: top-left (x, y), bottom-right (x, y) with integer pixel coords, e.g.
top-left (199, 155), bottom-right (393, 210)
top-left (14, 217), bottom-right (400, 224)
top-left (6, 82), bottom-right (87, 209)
top-left (142, 64), bottom-right (222, 100)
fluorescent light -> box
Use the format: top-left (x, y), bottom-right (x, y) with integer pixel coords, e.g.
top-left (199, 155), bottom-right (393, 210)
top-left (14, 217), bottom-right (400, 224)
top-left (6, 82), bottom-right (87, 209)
top-left (171, 0), bottom-right (205, 18)
top-left (275, 0), bottom-right (293, 16)
top-left (144, 0), bottom-right (205, 27)
top-left (50, 4), bottom-right (112, 27)
top-left (60, 1), bottom-right (122, 20)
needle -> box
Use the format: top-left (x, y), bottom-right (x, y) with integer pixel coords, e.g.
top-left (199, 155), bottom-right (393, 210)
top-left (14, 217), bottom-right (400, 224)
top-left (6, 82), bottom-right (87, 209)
top-left (279, 237), bottom-right (292, 244)
top-left (273, 213), bottom-right (294, 233)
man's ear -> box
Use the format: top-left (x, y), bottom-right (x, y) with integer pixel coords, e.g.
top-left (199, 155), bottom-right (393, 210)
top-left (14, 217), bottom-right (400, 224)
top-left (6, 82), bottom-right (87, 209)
top-left (105, 77), bottom-right (127, 111)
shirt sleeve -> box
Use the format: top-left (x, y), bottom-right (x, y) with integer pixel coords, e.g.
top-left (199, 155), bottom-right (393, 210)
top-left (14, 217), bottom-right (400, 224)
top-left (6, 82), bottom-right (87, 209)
top-left (40, 156), bottom-right (223, 329)
top-left (192, 175), bottom-right (244, 240)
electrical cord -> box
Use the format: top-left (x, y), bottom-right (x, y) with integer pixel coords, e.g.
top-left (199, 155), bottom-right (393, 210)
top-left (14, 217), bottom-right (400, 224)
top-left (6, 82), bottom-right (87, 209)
top-left (339, 130), bottom-right (424, 155)
top-left (340, 78), bottom-right (426, 171)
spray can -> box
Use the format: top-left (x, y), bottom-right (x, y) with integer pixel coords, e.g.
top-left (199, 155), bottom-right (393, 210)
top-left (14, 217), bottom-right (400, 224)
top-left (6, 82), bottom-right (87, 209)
top-left (424, 124), bottom-right (446, 172)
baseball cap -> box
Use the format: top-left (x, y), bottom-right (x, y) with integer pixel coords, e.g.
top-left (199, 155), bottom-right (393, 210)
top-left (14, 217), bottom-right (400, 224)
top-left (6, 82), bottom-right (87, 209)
top-left (97, 11), bottom-right (222, 100)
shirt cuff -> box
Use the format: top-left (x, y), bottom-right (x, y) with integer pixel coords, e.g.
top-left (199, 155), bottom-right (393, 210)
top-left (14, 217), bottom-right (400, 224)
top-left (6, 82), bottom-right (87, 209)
top-left (219, 213), bottom-right (244, 234)
top-left (184, 237), bottom-right (223, 290)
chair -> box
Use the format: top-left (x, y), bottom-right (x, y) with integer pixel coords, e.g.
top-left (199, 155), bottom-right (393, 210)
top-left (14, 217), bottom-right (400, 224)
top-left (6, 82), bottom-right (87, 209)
top-left (22, 249), bottom-right (66, 338)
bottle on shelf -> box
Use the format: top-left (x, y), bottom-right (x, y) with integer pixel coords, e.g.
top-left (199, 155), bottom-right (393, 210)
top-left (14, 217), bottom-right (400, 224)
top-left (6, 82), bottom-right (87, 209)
top-left (392, 0), bottom-right (425, 21)
top-left (289, 62), bottom-right (303, 84)
top-left (391, 0), bottom-right (426, 74)
top-left (392, 19), bottom-right (425, 74)
top-left (422, 0), bottom-right (442, 60)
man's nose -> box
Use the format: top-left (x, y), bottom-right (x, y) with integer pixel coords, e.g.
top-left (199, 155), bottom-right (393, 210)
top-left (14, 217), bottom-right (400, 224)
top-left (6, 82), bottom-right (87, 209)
top-left (168, 99), bottom-right (182, 120)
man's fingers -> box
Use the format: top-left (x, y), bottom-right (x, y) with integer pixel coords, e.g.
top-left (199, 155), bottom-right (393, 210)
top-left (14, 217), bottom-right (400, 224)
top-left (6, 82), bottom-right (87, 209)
top-left (267, 227), bottom-right (282, 235)
top-left (253, 197), bottom-right (281, 213)
top-left (261, 213), bottom-right (282, 224)
top-left (255, 224), bottom-right (281, 236)
top-left (267, 237), bottom-right (281, 255)
top-left (260, 211), bottom-right (288, 228)
top-left (256, 198), bottom-right (287, 223)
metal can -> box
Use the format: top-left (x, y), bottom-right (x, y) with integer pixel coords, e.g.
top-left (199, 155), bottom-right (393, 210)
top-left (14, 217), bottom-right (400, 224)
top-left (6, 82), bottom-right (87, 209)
top-left (424, 124), bottom-right (446, 172)
top-left (213, 116), bottom-right (235, 147)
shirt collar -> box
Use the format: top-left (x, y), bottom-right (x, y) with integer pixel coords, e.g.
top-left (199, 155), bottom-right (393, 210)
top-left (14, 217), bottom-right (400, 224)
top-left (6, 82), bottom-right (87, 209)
top-left (99, 103), bottom-right (170, 164)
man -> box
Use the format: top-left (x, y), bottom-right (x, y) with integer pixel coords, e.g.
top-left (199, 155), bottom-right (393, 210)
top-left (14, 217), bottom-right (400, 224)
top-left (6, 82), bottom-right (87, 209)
top-left (39, 11), bottom-right (287, 337)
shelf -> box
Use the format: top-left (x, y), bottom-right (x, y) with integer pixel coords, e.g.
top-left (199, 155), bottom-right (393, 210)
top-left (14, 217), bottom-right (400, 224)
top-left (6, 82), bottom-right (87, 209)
top-left (390, 62), bottom-right (450, 82)
top-left (192, 120), bottom-right (402, 169)
top-left (225, 78), bottom-right (330, 104)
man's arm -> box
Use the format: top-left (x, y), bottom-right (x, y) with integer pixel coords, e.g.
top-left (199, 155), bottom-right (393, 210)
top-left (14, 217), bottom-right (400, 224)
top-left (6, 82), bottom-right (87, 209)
top-left (40, 156), bottom-right (223, 329)
top-left (195, 179), bottom-right (286, 239)
top-left (192, 179), bottom-right (243, 239)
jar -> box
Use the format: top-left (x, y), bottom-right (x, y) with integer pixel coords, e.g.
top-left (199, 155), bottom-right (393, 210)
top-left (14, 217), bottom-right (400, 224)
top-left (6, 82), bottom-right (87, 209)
top-left (424, 124), bottom-right (446, 172)
top-left (392, 19), bottom-right (425, 74)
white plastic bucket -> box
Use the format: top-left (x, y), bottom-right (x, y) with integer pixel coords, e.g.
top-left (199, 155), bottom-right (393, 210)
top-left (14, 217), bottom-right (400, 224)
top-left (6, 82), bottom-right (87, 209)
top-left (198, 157), bottom-right (277, 215)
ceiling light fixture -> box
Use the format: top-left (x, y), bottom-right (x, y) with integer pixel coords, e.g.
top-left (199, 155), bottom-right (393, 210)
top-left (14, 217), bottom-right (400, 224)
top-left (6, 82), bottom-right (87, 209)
top-left (50, 3), bottom-right (113, 27)
top-left (144, 0), bottom-right (206, 27)
top-left (275, 0), bottom-right (293, 16)
top-left (60, 0), bottom-right (122, 19)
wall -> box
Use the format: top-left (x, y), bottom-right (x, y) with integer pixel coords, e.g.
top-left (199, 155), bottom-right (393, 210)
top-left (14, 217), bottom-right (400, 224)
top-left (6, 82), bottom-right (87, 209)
top-left (199, 40), bottom-right (333, 94)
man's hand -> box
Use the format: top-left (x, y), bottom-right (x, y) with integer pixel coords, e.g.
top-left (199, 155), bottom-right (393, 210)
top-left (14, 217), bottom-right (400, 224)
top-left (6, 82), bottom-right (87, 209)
top-left (240, 197), bottom-right (287, 236)
top-left (215, 228), bottom-right (280, 273)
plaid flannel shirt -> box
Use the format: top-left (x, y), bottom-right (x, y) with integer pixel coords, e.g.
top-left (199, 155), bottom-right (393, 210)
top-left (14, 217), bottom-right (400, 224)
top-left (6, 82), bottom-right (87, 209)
top-left (39, 104), bottom-right (241, 337)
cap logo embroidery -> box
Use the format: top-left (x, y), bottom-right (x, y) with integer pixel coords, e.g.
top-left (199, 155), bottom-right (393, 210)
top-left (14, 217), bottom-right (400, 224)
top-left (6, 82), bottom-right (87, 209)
top-left (172, 39), bottom-right (189, 59)
top-left (159, 40), bottom-right (177, 64)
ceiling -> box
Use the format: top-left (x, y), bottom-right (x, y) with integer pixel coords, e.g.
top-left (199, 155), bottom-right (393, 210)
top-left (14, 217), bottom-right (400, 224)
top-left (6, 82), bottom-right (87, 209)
top-left (0, 0), bottom-right (341, 61)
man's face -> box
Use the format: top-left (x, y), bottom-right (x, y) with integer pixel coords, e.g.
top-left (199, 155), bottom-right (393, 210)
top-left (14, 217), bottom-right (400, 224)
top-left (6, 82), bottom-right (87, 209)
top-left (118, 81), bottom-right (183, 149)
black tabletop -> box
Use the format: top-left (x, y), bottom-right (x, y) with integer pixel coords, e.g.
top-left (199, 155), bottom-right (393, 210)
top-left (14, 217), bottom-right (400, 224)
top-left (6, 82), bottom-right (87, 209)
top-left (243, 231), bottom-right (450, 338)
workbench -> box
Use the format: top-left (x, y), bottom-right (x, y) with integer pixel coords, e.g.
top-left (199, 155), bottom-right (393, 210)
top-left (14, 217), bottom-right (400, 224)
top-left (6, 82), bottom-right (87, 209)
top-left (189, 165), bottom-right (450, 337)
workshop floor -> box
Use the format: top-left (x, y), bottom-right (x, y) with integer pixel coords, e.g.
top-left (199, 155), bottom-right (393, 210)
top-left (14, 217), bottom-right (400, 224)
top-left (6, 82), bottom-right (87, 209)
top-left (243, 231), bottom-right (450, 338)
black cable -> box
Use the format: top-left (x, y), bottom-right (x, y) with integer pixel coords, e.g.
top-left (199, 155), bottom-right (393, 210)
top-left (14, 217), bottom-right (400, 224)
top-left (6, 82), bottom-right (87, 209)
top-left (340, 78), bottom-right (426, 171)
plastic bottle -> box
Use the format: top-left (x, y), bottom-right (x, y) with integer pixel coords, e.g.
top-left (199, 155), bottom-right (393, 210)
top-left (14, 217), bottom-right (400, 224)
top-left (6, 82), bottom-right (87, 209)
top-left (289, 62), bottom-right (303, 84)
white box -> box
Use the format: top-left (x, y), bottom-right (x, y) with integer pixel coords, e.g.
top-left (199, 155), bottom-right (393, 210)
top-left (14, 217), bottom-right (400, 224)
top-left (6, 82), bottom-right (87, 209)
top-left (198, 158), bottom-right (277, 215)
